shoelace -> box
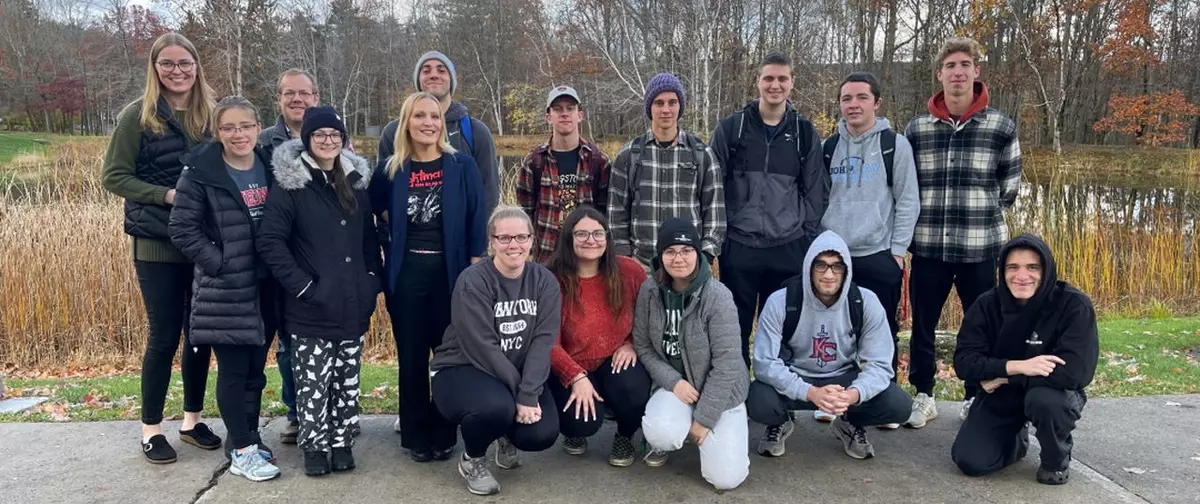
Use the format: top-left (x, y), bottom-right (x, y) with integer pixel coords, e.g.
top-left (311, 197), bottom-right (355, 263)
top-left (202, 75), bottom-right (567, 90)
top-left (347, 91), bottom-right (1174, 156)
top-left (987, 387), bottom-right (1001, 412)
top-left (464, 457), bottom-right (489, 479)
top-left (853, 426), bottom-right (869, 444)
top-left (764, 425), bottom-right (784, 442)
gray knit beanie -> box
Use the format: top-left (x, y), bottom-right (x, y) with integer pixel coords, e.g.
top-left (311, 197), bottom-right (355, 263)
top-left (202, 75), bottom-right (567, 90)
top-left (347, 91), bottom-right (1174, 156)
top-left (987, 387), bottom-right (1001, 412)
top-left (412, 51), bottom-right (457, 94)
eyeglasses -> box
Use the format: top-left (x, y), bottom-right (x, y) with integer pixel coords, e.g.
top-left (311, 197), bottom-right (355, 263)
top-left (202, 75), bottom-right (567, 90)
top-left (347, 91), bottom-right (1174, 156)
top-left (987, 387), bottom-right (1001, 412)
top-left (218, 123), bottom-right (258, 134)
top-left (493, 234), bottom-right (532, 245)
top-left (311, 132), bottom-right (343, 144)
top-left (572, 230), bottom-right (607, 242)
top-left (813, 262), bottom-right (847, 275)
top-left (662, 247), bottom-right (696, 260)
top-left (156, 60), bottom-right (195, 73)
top-left (281, 90), bottom-right (315, 100)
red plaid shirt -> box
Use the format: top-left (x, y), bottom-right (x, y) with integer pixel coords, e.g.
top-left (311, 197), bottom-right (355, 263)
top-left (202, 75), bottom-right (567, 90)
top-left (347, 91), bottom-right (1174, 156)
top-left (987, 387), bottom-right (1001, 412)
top-left (517, 136), bottom-right (611, 263)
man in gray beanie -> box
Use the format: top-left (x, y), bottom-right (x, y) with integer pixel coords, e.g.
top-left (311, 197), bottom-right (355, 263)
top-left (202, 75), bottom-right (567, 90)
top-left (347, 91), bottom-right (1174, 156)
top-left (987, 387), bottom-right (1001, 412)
top-left (607, 72), bottom-right (726, 271)
top-left (377, 50), bottom-right (500, 216)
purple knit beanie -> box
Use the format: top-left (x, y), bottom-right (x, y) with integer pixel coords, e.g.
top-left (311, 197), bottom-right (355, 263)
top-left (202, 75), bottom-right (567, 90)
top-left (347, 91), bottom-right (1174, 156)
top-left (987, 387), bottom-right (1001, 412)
top-left (644, 73), bottom-right (686, 119)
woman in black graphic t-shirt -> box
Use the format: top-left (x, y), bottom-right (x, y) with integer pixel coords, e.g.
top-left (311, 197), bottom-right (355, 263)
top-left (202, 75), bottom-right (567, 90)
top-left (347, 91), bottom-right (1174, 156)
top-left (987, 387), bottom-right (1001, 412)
top-left (430, 206), bottom-right (562, 496)
top-left (371, 92), bottom-right (488, 462)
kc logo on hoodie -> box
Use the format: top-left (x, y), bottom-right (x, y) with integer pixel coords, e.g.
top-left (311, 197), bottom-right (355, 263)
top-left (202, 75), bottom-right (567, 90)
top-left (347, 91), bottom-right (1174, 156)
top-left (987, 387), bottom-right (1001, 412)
top-left (809, 325), bottom-right (839, 367)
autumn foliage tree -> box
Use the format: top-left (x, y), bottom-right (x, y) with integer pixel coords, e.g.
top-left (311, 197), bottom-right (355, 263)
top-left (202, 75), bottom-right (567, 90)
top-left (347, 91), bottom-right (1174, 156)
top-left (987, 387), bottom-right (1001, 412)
top-left (1093, 90), bottom-right (1200, 146)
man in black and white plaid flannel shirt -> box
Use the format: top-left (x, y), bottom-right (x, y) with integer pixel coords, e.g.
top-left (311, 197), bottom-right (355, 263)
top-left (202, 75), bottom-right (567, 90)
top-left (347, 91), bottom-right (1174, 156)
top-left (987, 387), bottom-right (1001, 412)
top-left (901, 37), bottom-right (1023, 429)
top-left (607, 73), bottom-right (725, 269)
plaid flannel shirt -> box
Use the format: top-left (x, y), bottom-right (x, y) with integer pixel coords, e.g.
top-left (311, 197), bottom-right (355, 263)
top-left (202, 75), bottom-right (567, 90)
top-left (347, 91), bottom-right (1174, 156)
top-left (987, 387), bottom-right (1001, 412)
top-left (903, 107), bottom-right (1022, 263)
top-left (516, 137), bottom-right (611, 264)
top-left (606, 130), bottom-right (726, 266)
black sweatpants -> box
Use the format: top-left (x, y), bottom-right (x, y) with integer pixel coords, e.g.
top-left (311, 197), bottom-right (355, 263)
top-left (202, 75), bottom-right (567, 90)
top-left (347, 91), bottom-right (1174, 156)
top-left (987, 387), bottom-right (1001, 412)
top-left (852, 250), bottom-right (904, 380)
top-left (719, 237), bottom-right (810, 369)
top-left (952, 387), bottom-right (1086, 475)
top-left (293, 335), bottom-right (363, 452)
top-left (908, 256), bottom-right (995, 398)
top-left (546, 358), bottom-right (651, 439)
top-left (432, 365), bottom-right (559, 459)
top-left (135, 260), bottom-right (211, 425)
top-left (746, 369), bottom-right (912, 428)
top-left (212, 280), bottom-right (279, 450)
top-left (388, 252), bottom-right (456, 452)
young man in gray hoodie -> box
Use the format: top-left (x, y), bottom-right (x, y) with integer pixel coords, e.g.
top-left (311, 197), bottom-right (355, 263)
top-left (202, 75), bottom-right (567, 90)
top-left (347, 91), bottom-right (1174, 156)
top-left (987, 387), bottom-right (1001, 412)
top-left (747, 230), bottom-right (912, 460)
top-left (817, 72), bottom-right (919, 426)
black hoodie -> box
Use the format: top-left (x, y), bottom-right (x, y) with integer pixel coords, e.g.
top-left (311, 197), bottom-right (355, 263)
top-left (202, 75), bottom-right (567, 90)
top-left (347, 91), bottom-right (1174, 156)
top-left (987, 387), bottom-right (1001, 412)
top-left (953, 234), bottom-right (1099, 391)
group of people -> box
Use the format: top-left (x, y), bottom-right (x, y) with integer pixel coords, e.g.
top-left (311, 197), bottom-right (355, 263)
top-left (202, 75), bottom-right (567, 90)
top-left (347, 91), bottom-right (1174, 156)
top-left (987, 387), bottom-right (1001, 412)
top-left (102, 31), bottom-right (1100, 495)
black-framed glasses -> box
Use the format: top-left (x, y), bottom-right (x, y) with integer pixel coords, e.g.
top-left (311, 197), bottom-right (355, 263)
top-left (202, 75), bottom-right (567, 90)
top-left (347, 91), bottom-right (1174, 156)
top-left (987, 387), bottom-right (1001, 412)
top-left (311, 131), bottom-right (343, 144)
top-left (572, 230), bottom-right (607, 242)
top-left (662, 247), bottom-right (696, 260)
top-left (813, 262), bottom-right (847, 275)
top-left (156, 60), bottom-right (195, 73)
top-left (493, 234), bottom-right (532, 245)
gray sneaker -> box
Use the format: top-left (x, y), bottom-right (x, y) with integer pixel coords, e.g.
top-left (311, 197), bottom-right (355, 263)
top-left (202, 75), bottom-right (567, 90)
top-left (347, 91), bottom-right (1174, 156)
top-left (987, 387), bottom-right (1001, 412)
top-left (642, 439), bottom-right (668, 467)
top-left (458, 454), bottom-right (500, 495)
top-left (229, 444), bottom-right (281, 482)
top-left (562, 436), bottom-right (587, 456)
top-left (757, 419), bottom-right (795, 457)
top-left (831, 417), bottom-right (875, 459)
top-left (494, 437), bottom-right (520, 469)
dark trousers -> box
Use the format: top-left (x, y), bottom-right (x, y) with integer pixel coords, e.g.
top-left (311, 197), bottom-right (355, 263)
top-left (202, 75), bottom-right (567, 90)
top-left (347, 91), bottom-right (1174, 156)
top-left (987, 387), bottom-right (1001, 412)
top-left (275, 287), bottom-right (296, 420)
top-left (952, 387), bottom-right (1086, 475)
top-left (135, 261), bottom-right (211, 425)
top-left (546, 358), bottom-right (651, 439)
top-left (432, 365), bottom-right (559, 458)
top-left (213, 280), bottom-right (279, 450)
top-left (747, 370), bottom-right (912, 428)
top-left (389, 252), bottom-right (455, 452)
top-left (720, 237), bottom-right (810, 369)
top-left (852, 250), bottom-right (904, 380)
top-left (908, 256), bottom-right (995, 398)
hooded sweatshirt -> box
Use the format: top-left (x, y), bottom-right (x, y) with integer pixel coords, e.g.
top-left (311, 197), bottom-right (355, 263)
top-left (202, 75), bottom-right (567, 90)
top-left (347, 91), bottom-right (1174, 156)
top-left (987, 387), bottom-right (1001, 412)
top-left (953, 234), bottom-right (1099, 392)
top-left (377, 101), bottom-right (499, 215)
top-left (752, 230), bottom-right (895, 403)
top-left (820, 118), bottom-right (920, 258)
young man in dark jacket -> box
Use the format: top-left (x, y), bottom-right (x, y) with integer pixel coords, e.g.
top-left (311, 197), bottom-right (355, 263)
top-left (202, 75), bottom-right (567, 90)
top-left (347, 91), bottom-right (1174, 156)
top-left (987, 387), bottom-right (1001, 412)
top-left (903, 37), bottom-right (1023, 427)
top-left (709, 52), bottom-right (830, 369)
top-left (951, 234), bottom-right (1098, 485)
top-left (517, 85), bottom-right (611, 263)
top-left (378, 51), bottom-right (500, 216)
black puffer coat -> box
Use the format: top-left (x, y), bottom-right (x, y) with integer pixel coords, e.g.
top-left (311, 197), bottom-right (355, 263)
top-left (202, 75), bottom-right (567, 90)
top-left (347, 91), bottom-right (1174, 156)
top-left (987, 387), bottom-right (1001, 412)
top-left (169, 141), bottom-right (274, 346)
top-left (256, 140), bottom-right (382, 341)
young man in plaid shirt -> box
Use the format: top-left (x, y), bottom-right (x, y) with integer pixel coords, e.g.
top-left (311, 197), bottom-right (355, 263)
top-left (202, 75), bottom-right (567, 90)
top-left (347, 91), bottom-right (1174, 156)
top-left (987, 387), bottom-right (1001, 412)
top-left (607, 73), bottom-right (726, 270)
top-left (517, 86), bottom-right (611, 263)
top-left (902, 37), bottom-right (1023, 429)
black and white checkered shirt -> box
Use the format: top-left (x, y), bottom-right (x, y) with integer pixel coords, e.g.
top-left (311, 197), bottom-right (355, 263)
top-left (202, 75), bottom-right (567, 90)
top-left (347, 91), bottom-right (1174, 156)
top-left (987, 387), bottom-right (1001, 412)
top-left (903, 107), bottom-right (1022, 263)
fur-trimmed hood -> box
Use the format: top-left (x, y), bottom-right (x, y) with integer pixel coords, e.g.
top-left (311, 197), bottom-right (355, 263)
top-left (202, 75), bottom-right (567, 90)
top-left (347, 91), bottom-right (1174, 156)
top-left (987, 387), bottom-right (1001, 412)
top-left (271, 139), bottom-right (371, 191)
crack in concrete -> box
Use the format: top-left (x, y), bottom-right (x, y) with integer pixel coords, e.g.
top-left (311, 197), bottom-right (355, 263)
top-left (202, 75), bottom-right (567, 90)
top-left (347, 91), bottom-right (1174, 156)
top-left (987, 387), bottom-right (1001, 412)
top-left (189, 460), bottom-right (229, 504)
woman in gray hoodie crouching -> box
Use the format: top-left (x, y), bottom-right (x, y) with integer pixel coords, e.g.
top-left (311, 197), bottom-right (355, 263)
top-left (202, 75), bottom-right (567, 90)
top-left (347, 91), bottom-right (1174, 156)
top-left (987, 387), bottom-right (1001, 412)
top-left (633, 218), bottom-right (750, 491)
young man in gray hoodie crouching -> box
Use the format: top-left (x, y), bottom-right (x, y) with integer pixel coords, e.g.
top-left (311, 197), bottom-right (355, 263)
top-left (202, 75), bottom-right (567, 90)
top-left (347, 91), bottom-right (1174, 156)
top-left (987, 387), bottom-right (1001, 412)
top-left (747, 230), bottom-right (912, 459)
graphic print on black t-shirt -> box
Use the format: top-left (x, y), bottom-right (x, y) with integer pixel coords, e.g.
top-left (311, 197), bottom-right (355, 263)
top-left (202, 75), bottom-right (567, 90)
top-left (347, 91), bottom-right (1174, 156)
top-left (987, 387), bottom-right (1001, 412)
top-left (408, 163), bottom-right (443, 223)
top-left (552, 147), bottom-right (581, 222)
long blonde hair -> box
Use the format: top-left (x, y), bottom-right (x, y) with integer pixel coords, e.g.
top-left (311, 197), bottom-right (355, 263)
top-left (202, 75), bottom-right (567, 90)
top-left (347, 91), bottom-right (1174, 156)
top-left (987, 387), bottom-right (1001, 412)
top-left (140, 32), bottom-right (215, 140)
top-left (384, 92), bottom-right (456, 179)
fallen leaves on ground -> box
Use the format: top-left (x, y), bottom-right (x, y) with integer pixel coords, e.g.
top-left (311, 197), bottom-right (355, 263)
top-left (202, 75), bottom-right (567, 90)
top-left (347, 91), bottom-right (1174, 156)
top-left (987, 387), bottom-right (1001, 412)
top-left (1123, 467), bottom-right (1147, 474)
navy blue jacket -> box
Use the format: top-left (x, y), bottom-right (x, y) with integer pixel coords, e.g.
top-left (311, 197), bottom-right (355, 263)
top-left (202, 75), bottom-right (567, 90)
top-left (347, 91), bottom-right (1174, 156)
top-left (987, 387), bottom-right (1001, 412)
top-left (371, 151), bottom-right (487, 293)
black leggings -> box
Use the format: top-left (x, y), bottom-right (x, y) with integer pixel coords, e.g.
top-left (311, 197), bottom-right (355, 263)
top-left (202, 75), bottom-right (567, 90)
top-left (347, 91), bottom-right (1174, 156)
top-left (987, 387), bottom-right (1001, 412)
top-left (389, 252), bottom-right (455, 452)
top-left (213, 343), bottom-right (270, 449)
top-left (432, 365), bottom-right (558, 458)
top-left (546, 358), bottom-right (651, 439)
top-left (135, 261), bottom-right (211, 425)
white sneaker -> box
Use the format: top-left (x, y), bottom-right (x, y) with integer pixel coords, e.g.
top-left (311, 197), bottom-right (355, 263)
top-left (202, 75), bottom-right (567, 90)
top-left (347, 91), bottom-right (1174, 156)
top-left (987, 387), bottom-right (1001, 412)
top-left (904, 393), bottom-right (938, 429)
top-left (393, 418), bottom-right (402, 433)
top-left (813, 410), bottom-right (836, 422)
top-left (877, 423), bottom-right (901, 430)
top-left (960, 397), bottom-right (975, 421)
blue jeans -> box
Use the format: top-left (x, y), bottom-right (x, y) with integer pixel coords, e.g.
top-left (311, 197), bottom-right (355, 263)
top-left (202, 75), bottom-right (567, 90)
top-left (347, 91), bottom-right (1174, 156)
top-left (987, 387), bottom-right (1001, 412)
top-left (278, 335), bottom-right (297, 421)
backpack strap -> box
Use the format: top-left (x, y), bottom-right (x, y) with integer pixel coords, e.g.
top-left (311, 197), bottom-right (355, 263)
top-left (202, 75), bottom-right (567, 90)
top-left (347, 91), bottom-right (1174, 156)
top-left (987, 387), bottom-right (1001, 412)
top-left (627, 135), bottom-right (646, 200)
top-left (459, 115), bottom-right (475, 151)
top-left (822, 132), bottom-right (840, 172)
top-left (848, 282), bottom-right (864, 341)
top-left (880, 128), bottom-right (896, 188)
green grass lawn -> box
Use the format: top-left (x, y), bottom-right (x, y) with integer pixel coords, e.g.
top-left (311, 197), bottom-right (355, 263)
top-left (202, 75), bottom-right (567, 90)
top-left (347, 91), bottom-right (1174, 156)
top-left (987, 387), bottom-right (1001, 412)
top-left (2, 317), bottom-right (1198, 422)
top-left (0, 133), bottom-right (57, 164)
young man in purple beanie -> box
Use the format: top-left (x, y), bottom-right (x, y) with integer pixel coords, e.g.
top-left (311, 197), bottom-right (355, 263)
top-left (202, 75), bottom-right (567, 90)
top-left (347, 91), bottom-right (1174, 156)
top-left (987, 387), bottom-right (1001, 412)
top-left (607, 73), bottom-right (726, 271)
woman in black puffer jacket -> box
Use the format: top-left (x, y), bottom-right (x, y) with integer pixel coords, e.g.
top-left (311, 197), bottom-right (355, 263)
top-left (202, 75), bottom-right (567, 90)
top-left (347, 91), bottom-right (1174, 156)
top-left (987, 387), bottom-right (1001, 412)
top-left (169, 96), bottom-right (281, 482)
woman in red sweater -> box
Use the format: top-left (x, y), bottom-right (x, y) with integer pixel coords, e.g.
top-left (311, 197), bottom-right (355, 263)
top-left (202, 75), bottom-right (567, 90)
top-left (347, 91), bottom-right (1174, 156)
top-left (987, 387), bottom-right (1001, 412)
top-left (546, 205), bottom-right (650, 467)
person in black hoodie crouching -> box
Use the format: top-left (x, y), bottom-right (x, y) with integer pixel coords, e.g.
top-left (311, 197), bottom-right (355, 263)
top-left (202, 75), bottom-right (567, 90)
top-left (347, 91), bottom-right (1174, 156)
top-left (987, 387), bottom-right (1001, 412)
top-left (170, 96), bottom-right (280, 481)
top-left (951, 234), bottom-right (1099, 485)
top-left (256, 106), bottom-right (382, 477)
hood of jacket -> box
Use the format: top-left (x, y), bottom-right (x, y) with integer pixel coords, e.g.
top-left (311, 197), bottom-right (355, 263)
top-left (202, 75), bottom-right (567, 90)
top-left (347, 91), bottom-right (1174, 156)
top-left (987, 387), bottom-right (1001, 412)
top-left (445, 101), bottom-right (470, 122)
top-left (656, 253), bottom-right (713, 309)
top-left (997, 234), bottom-right (1061, 314)
top-left (802, 230), bottom-right (854, 312)
top-left (271, 139), bottom-right (371, 191)
top-left (928, 81), bottom-right (990, 123)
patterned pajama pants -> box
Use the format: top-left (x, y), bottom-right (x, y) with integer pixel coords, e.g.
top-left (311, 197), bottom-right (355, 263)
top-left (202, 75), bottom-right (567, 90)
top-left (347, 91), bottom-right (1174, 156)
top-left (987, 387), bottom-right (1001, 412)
top-left (291, 334), bottom-right (363, 452)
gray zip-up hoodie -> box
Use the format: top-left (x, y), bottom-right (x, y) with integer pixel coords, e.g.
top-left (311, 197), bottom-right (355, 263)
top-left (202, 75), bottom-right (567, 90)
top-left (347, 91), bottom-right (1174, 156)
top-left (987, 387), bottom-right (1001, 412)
top-left (819, 118), bottom-right (919, 258)
top-left (752, 231), bottom-right (895, 403)
top-left (633, 255), bottom-right (749, 428)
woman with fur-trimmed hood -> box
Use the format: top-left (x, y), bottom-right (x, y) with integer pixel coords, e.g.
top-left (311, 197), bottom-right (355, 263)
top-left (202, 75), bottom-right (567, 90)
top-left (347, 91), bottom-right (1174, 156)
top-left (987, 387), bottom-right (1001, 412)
top-left (256, 106), bottom-right (383, 477)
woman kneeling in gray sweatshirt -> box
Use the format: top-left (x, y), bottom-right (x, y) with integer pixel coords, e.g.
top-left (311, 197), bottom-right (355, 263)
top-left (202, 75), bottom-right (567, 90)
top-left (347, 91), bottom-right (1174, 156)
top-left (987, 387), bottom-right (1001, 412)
top-left (634, 218), bottom-right (750, 491)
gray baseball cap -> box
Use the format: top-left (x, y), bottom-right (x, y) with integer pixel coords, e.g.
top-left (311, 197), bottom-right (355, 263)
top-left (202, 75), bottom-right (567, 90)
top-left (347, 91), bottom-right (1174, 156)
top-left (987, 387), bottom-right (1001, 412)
top-left (546, 85), bottom-right (581, 110)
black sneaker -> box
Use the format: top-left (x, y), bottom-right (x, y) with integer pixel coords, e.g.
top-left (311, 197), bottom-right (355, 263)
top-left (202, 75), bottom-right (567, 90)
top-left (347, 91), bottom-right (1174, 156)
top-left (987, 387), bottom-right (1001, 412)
top-left (562, 436), bottom-right (587, 455)
top-left (1037, 465), bottom-right (1070, 485)
top-left (179, 423), bottom-right (222, 450)
top-left (349, 423), bottom-right (361, 438)
top-left (432, 446), bottom-right (455, 461)
top-left (331, 447), bottom-right (356, 472)
top-left (409, 448), bottom-right (433, 463)
top-left (142, 434), bottom-right (177, 464)
top-left (608, 434), bottom-right (635, 467)
top-left (280, 420), bottom-right (299, 445)
top-left (304, 450), bottom-right (331, 477)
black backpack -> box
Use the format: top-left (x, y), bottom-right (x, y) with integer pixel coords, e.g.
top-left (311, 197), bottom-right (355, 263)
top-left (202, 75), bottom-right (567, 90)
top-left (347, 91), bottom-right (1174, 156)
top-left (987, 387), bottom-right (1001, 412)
top-left (777, 275), bottom-right (865, 362)
top-left (821, 128), bottom-right (897, 187)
